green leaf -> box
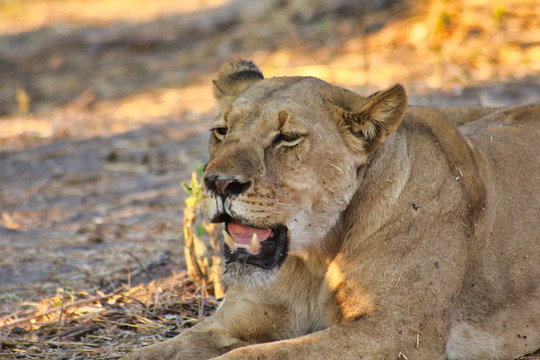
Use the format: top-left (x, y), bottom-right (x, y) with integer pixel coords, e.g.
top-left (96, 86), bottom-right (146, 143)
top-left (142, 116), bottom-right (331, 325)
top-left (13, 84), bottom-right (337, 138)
top-left (181, 182), bottom-right (193, 196)
top-left (196, 224), bottom-right (207, 237)
top-left (195, 163), bottom-right (205, 178)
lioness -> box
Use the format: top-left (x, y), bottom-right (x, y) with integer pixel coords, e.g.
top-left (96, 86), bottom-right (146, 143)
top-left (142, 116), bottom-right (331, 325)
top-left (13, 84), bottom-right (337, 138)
top-left (125, 60), bottom-right (540, 360)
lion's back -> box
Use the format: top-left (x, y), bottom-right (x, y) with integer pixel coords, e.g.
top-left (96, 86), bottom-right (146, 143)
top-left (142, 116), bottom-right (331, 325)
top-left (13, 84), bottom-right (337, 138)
top-left (459, 103), bottom-right (540, 301)
top-left (459, 103), bottom-right (540, 194)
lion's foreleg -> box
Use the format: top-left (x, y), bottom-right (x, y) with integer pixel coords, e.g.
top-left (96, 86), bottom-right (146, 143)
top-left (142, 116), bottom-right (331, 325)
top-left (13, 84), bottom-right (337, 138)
top-left (120, 317), bottom-right (249, 360)
top-left (209, 316), bottom-right (448, 360)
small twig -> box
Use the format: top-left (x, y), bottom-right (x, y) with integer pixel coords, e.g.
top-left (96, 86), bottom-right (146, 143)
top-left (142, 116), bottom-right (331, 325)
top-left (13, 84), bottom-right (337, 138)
top-left (48, 340), bottom-right (102, 348)
top-left (127, 252), bottom-right (153, 281)
top-left (153, 287), bottom-right (161, 311)
top-left (50, 324), bottom-right (102, 341)
top-left (126, 265), bottom-right (132, 289)
top-left (57, 278), bottom-right (67, 356)
top-left (198, 282), bottom-right (206, 322)
top-left (25, 266), bottom-right (59, 303)
top-left (120, 294), bottom-right (147, 309)
top-left (330, 164), bottom-right (344, 174)
top-left (0, 340), bottom-right (101, 348)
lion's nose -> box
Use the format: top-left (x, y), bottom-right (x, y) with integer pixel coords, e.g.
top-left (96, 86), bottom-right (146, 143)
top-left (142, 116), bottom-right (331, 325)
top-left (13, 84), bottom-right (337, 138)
top-left (204, 174), bottom-right (251, 199)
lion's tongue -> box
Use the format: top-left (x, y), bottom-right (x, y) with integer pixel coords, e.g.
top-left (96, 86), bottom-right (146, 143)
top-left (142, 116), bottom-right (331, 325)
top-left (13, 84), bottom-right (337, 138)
top-left (228, 221), bottom-right (272, 245)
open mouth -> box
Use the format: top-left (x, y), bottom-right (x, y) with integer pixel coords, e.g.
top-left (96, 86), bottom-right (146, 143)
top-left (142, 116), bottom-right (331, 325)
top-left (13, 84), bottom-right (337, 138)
top-left (221, 219), bottom-right (288, 269)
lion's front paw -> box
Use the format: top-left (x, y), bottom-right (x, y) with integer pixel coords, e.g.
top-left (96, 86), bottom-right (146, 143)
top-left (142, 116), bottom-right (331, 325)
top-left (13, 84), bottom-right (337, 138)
top-left (210, 343), bottom-right (290, 360)
top-left (120, 340), bottom-right (181, 360)
top-left (210, 347), bottom-right (257, 360)
top-left (120, 348), bottom-right (156, 360)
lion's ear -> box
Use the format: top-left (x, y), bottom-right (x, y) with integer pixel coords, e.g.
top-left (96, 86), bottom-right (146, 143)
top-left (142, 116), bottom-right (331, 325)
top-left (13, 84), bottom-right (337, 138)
top-left (213, 60), bottom-right (264, 110)
top-left (342, 84), bottom-right (407, 154)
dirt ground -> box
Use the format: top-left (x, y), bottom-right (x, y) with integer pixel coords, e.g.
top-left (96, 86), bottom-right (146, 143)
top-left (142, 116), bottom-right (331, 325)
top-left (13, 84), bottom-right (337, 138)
top-left (0, 0), bottom-right (539, 358)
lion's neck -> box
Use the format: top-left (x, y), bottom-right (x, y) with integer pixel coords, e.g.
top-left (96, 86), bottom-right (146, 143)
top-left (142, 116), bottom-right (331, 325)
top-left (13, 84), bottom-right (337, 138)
top-left (336, 113), bottom-right (486, 252)
top-left (302, 131), bottom-right (412, 263)
top-left (344, 131), bottom-right (412, 241)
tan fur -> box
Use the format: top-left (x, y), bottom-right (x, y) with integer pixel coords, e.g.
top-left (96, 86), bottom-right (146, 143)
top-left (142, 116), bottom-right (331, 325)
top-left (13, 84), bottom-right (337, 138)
top-left (123, 61), bottom-right (540, 360)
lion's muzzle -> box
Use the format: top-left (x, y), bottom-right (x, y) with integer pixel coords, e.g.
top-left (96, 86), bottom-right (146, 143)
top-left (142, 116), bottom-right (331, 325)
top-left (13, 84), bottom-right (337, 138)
top-left (204, 174), bottom-right (252, 200)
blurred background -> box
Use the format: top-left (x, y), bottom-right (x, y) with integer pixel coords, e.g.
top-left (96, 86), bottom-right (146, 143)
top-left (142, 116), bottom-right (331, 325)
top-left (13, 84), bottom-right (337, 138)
top-left (1, 0), bottom-right (540, 138)
top-left (0, 0), bottom-right (539, 358)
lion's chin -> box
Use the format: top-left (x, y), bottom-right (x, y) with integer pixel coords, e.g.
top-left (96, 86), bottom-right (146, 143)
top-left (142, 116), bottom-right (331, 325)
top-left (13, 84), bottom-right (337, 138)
top-left (223, 262), bottom-right (281, 287)
top-left (215, 219), bottom-right (288, 286)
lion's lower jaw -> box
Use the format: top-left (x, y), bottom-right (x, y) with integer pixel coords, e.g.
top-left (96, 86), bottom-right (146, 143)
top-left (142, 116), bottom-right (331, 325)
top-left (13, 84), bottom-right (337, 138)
top-left (223, 262), bottom-right (280, 288)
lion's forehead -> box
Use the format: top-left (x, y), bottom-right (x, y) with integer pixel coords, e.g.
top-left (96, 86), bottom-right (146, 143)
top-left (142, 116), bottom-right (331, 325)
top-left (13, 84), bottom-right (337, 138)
top-left (214, 77), bottom-right (345, 137)
top-left (231, 78), bottom-right (330, 111)
top-left (227, 97), bottom-right (331, 134)
top-left (239, 76), bottom-right (330, 100)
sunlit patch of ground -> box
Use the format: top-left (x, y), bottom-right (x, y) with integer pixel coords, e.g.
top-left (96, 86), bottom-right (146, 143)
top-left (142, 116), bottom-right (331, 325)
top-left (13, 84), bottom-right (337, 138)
top-left (256, 0), bottom-right (540, 90)
top-left (0, 0), bottom-right (231, 34)
top-left (93, 85), bottom-right (215, 123)
top-left (0, 85), bottom-right (215, 141)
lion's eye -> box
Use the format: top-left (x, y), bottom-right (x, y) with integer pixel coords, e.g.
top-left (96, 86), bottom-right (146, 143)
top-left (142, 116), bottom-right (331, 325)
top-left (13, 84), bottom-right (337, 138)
top-left (212, 127), bottom-right (228, 140)
top-left (273, 132), bottom-right (304, 147)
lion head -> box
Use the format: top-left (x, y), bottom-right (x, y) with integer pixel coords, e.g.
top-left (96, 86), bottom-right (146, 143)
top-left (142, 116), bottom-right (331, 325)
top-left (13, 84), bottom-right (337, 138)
top-left (200, 60), bottom-right (407, 286)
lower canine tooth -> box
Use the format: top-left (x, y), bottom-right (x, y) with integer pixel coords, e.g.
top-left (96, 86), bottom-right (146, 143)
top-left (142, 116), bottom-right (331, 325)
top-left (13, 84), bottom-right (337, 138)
top-left (223, 230), bottom-right (235, 249)
top-left (251, 233), bottom-right (260, 253)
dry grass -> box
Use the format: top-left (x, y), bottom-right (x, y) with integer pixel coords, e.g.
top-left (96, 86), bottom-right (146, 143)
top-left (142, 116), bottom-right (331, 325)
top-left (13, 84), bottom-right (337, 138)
top-left (0, 271), bottom-right (220, 359)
